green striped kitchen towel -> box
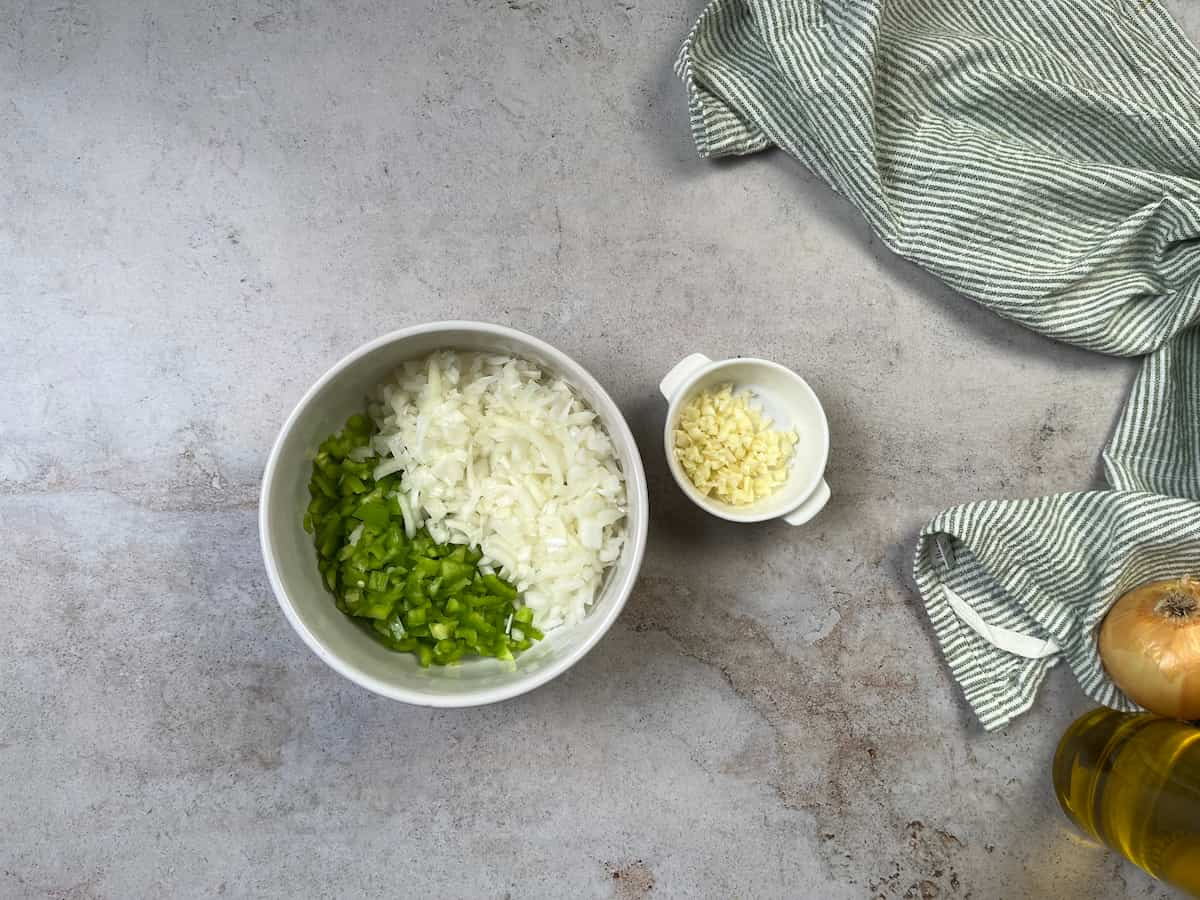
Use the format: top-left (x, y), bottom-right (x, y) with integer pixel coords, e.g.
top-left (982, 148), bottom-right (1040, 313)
top-left (677, 0), bottom-right (1200, 729)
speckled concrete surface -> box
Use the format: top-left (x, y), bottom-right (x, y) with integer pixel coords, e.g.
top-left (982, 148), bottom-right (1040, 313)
top-left (4, 2), bottom-right (1197, 898)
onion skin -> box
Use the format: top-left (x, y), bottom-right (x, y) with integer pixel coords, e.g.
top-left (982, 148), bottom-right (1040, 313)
top-left (1099, 577), bottom-right (1200, 721)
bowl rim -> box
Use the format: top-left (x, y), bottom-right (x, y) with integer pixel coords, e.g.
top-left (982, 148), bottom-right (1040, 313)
top-left (661, 356), bottom-right (830, 523)
top-left (259, 320), bottom-right (649, 707)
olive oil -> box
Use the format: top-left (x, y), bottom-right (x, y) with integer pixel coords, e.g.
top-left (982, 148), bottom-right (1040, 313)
top-left (1053, 708), bottom-right (1200, 895)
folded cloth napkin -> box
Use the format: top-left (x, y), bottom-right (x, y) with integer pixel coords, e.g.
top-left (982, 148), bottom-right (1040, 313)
top-left (677, 0), bottom-right (1200, 729)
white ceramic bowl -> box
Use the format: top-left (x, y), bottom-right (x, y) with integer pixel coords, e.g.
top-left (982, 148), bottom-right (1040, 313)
top-left (660, 353), bottom-right (830, 525)
top-left (260, 322), bottom-right (649, 706)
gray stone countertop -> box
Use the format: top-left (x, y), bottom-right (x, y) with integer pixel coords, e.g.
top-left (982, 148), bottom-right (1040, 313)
top-left (5, 1), bottom-right (1195, 898)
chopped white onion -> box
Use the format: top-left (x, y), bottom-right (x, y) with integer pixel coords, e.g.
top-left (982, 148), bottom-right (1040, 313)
top-left (370, 351), bottom-right (627, 631)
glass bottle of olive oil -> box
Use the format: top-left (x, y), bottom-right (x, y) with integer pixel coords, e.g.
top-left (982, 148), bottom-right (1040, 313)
top-left (1053, 708), bottom-right (1200, 895)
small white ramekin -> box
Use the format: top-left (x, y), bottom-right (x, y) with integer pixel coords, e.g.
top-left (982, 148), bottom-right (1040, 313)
top-left (660, 353), bottom-right (830, 525)
top-left (260, 322), bottom-right (649, 707)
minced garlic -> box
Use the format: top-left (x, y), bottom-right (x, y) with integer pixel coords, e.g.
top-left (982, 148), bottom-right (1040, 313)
top-left (673, 384), bottom-right (797, 505)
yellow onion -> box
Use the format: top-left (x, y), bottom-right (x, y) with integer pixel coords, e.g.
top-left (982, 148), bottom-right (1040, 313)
top-left (1099, 576), bottom-right (1200, 720)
